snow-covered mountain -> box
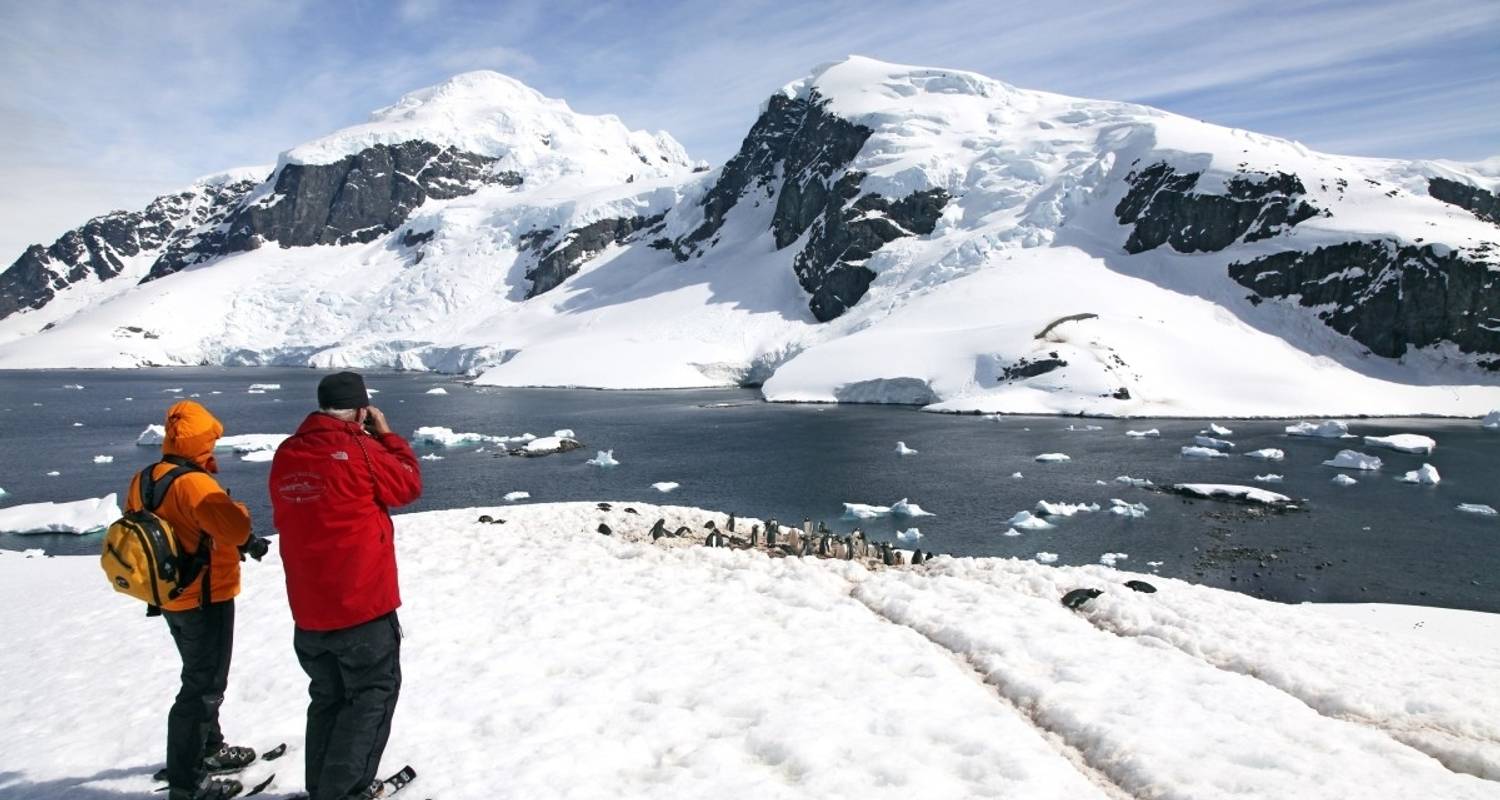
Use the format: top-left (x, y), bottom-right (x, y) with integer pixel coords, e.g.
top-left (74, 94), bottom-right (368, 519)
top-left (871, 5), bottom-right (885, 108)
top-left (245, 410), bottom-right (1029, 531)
top-left (2, 57), bottom-right (1497, 416)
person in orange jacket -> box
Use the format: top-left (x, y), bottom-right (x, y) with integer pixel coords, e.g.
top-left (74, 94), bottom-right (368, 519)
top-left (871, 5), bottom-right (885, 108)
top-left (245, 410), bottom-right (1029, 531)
top-left (125, 400), bottom-right (266, 800)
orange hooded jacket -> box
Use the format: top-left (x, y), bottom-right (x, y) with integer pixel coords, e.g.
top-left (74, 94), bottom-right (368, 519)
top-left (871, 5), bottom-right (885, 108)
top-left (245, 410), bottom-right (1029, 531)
top-left (124, 401), bottom-right (252, 611)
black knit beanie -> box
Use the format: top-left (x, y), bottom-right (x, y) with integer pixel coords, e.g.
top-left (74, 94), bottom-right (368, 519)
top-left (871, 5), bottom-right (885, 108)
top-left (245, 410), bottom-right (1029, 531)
top-left (317, 371), bottom-right (370, 410)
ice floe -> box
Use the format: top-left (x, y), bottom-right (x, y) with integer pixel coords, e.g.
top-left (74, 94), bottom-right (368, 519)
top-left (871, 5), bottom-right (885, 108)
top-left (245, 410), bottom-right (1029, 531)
top-left (412, 426), bottom-right (534, 447)
top-left (1180, 446), bottom-right (1228, 459)
top-left (586, 450), bottom-right (620, 467)
top-left (1323, 450), bottom-right (1383, 471)
top-left (1011, 472), bottom-right (1023, 479)
top-left (1066, 424), bottom-right (1103, 432)
top-left (1254, 474), bottom-right (1284, 483)
top-left (45, 471), bottom-right (59, 477)
top-left (1114, 475), bottom-right (1152, 488)
top-left (92, 455), bottom-right (113, 464)
top-left (1398, 464), bottom-right (1441, 485)
top-left (240, 450), bottom-right (275, 463)
top-left (135, 425), bottom-right (166, 446)
top-left (1285, 420), bottom-right (1352, 438)
top-left (1193, 435), bottom-right (1235, 450)
top-left (1001, 528), bottom-right (1022, 537)
top-left (420, 454), bottom-right (445, 461)
top-left (1034, 551), bottom-right (1059, 563)
top-left (0, 494), bottom-right (118, 534)
top-left (1174, 484), bottom-right (1291, 505)
top-left (1203, 423), bottom-right (1233, 437)
top-left (1099, 552), bottom-right (1129, 567)
top-left (217, 434), bottom-right (289, 454)
top-left (896, 528), bottom-right (923, 543)
top-left (1006, 510), bottom-right (1055, 530)
top-left (1362, 434), bottom-right (1436, 454)
top-left (1457, 503), bottom-right (1497, 517)
top-left (62, 384), bottom-right (84, 390)
top-left (1125, 429), bottom-right (1160, 438)
top-left (1035, 501), bottom-right (1100, 517)
top-left (1108, 499), bottom-right (1149, 518)
top-left (504, 491), bottom-right (531, 501)
top-left (426, 387), bottom-right (449, 395)
top-left (895, 441), bottom-right (919, 456)
top-left (520, 436), bottom-right (582, 456)
top-left (651, 482), bottom-right (680, 493)
top-left (248, 383), bottom-right (281, 391)
top-left (1245, 448), bottom-right (1285, 461)
top-left (1034, 453), bottom-right (1071, 463)
top-left (843, 499), bottom-right (934, 520)
top-left (1483, 411), bottom-right (1499, 430)
top-left (1331, 474), bottom-right (1359, 487)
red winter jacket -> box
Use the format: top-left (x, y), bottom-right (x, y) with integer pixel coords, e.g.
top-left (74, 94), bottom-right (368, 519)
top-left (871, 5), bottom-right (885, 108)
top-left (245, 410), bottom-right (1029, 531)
top-left (270, 413), bottom-right (422, 631)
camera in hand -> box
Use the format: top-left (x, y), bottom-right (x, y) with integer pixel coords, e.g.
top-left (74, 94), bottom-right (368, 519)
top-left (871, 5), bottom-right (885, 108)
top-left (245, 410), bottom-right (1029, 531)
top-left (241, 537), bottom-right (271, 562)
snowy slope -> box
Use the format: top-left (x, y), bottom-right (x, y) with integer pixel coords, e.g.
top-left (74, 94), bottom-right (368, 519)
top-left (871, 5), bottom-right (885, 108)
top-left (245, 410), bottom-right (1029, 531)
top-left (1, 502), bottom-right (1498, 799)
top-left (1, 58), bottom-right (1496, 416)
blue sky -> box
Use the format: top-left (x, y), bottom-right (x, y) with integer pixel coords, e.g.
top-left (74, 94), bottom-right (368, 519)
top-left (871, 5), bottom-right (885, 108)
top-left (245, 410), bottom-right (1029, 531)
top-left (2, 0), bottom-right (1497, 263)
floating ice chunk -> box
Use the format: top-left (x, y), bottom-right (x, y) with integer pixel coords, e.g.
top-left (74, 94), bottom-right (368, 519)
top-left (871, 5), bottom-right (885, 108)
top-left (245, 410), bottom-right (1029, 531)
top-left (210, 391), bottom-right (222, 395)
top-left (553, 429), bottom-right (576, 439)
top-left (1286, 420), bottom-right (1351, 438)
top-left (586, 450), bottom-right (620, 467)
top-left (241, 450), bottom-right (275, 463)
top-left (1001, 528), bottom-right (1022, 537)
top-left (1331, 474), bottom-right (1358, 487)
top-left (1174, 484), bottom-right (1291, 504)
top-left (1011, 472), bottom-right (1023, 479)
top-left (1245, 448), bottom-right (1284, 461)
top-left (891, 498), bottom-right (934, 517)
top-left (521, 436), bottom-right (581, 456)
top-left (426, 387), bottom-right (449, 395)
top-left (0, 494), bottom-right (118, 534)
top-left (843, 503), bottom-right (890, 520)
top-left (1100, 552), bottom-right (1129, 567)
top-left (62, 384), bottom-right (84, 390)
top-left (1398, 464), bottom-right (1440, 485)
top-left (1126, 429), bottom-right (1160, 438)
top-left (1362, 434), bottom-right (1436, 455)
top-left (1108, 499), bottom-right (1148, 518)
top-left (1484, 411), bottom-right (1500, 430)
top-left (45, 471), bottom-right (60, 477)
top-left (651, 482), bottom-right (679, 493)
top-left (1035, 500), bottom-right (1099, 517)
top-left (1323, 450), bottom-right (1382, 471)
top-left (1066, 424), bottom-right (1103, 432)
top-left (1006, 510), bottom-right (1055, 530)
top-left (1180, 446), bottom-right (1228, 459)
top-left (136, 425), bottom-right (166, 446)
top-left (247, 389), bottom-right (265, 395)
top-left (411, 427), bottom-right (508, 447)
top-left (217, 434), bottom-right (289, 454)
top-left (1147, 561), bottom-right (1163, 568)
top-left (504, 491), bottom-right (531, 501)
top-left (1115, 475), bottom-right (1152, 488)
top-left (420, 454), bottom-right (445, 461)
top-left (161, 388), bottom-right (183, 394)
top-left (1457, 503), bottom-right (1497, 516)
top-left (1254, 474), bottom-right (1284, 483)
top-left (896, 528), bottom-right (922, 543)
top-left (895, 441), bottom-right (919, 456)
top-left (0, 487), bottom-right (7, 499)
top-left (71, 422), bottom-right (84, 428)
top-left (248, 383), bottom-right (281, 391)
top-left (1034, 453), bottom-right (1071, 462)
top-left (1193, 435), bottom-right (1235, 450)
top-left (92, 455), bottom-right (114, 464)
top-left (1203, 423), bottom-right (1233, 437)
top-left (1035, 552), bottom-right (1059, 563)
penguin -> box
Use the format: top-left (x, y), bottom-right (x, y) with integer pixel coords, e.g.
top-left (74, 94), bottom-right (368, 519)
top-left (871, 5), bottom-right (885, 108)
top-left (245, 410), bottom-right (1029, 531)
top-left (477, 515), bottom-right (493, 524)
top-left (800, 536), bottom-right (815, 557)
top-left (749, 526), bottom-right (760, 547)
top-left (1124, 580), bottom-right (1157, 593)
top-left (596, 502), bottom-right (612, 511)
top-left (727, 513), bottom-right (736, 532)
top-left (672, 526), bottom-right (691, 538)
top-left (624, 507), bottom-right (639, 515)
top-left (912, 549), bottom-right (925, 565)
top-left (1061, 588), bottom-right (1102, 609)
top-left (765, 526), bottom-right (776, 548)
top-left (704, 532), bottom-right (719, 548)
top-left (704, 519), bottom-right (718, 531)
top-left (596, 523), bottom-right (613, 536)
top-left (802, 518), bottom-right (813, 536)
top-left (818, 534), bottom-right (832, 557)
top-left (892, 550), bottom-right (906, 566)
top-left (650, 519), bottom-right (668, 541)
top-left (842, 536), bottom-right (854, 560)
top-left (816, 520), bottom-right (830, 535)
top-left (880, 543), bottom-right (894, 566)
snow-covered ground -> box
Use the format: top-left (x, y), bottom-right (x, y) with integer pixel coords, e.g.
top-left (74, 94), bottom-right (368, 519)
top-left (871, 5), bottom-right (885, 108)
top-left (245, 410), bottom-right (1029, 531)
top-left (0, 493), bottom-right (118, 534)
top-left (1, 58), bottom-right (1496, 418)
top-left (2, 501), bottom-right (1498, 799)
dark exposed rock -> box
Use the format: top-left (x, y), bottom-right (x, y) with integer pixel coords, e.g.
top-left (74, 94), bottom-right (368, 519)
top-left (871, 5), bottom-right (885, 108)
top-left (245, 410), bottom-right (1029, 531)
top-left (400, 228), bottom-right (436, 247)
top-left (526, 212), bottom-right (666, 297)
top-left (1229, 240), bottom-right (1500, 362)
top-left (1428, 177), bottom-right (1500, 226)
top-left (1000, 354), bottom-right (1068, 381)
top-left (672, 89), bottom-right (949, 321)
top-left (0, 176), bottom-right (261, 320)
top-left (145, 141), bottom-right (521, 282)
top-left (1116, 162), bottom-right (1320, 254)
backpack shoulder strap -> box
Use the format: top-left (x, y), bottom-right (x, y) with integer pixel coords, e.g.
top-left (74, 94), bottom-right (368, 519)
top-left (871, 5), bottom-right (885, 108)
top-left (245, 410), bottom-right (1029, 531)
top-left (139, 456), bottom-right (206, 512)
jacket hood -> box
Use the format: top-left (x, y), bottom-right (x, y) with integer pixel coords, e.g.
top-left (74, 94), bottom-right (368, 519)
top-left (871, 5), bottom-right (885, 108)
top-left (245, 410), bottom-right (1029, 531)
top-left (162, 400), bottom-right (224, 469)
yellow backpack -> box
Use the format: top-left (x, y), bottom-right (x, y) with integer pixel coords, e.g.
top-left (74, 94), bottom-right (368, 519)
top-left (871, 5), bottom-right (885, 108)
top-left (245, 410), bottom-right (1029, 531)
top-left (101, 456), bottom-right (211, 612)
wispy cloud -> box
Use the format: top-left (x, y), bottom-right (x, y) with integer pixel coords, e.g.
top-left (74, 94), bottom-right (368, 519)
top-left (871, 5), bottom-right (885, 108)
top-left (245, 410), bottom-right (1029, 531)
top-left (1, 0), bottom-right (1496, 264)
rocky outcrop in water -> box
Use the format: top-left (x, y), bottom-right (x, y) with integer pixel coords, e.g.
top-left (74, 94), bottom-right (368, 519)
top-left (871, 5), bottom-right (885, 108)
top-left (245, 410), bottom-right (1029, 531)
top-left (0, 176), bottom-right (261, 320)
top-left (1116, 163), bottom-right (1321, 254)
top-left (1428, 177), bottom-right (1500, 227)
top-left (673, 90), bottom-right (948, 321)
top-left (145, 141), bottom-right (521, 281)
top-left (526, 213), bottom-right (666, 297)
top-left (1229, 240), bottom-right (1500, 365)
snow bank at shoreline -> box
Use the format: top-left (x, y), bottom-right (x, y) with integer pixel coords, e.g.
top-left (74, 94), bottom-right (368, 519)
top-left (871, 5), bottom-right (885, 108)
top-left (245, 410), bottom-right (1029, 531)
top-left (2, 501), bottom-right (1498, 799)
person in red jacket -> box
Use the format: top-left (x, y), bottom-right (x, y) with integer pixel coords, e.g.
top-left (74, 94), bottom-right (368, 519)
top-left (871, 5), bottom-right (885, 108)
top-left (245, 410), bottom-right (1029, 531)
top-left (269, 372), bottom-right (422, 800)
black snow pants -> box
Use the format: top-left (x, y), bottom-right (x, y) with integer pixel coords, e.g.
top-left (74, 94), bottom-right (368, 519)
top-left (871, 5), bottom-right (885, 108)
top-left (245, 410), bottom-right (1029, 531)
top-left (294, 611), bottom-right (402, 800)
top-left (163, 599), bottom-right (235, 790)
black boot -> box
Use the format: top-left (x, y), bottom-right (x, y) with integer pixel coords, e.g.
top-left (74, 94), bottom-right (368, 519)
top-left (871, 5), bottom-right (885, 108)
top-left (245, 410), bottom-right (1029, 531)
top-left (167, 775), bottom-right (244, 800)
top-left (202, 743), bottom-right (257, 774)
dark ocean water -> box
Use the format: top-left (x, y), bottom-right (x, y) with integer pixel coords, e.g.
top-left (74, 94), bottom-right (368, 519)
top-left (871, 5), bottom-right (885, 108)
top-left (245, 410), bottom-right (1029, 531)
top-left (1, 368), bottom-right (1497, 611)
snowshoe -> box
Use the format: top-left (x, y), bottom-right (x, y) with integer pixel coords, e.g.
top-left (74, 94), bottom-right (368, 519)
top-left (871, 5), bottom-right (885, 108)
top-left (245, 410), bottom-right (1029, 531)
top-left (167, 776), bottom-right (243, 800)
top-left (203, 744), bottom-right (257, 775)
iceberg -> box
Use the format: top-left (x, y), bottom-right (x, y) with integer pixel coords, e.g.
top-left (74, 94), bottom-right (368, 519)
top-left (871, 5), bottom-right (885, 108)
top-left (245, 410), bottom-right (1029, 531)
top-left (520, 436), bottom-right (582, 456)
top-left (1483, 411), bottom-right (1499, 430)
top-left (426, 387), bottom-right (449, 395)
top-left (1286, 420), bottom-right (1351, 438)
top-left (1126, 429), bottom-right (1160, 438)
top-left (1254, 474), bottom-right (1284, 483)
top-left (1115, 476), bottom-right (1152, 488)
top-left (1035, 500), bottom-right (1100, 517)
top-left (248, 383), bottom-right (281, 391)
top-left (1203, 423), bottom-right (1233, 437)
top-left (586, 450), bottom-right (620, 467)
top-left (1398, 464), bottom-right (1440, 486)
top-left (1331, 474), bottom-right (1358, 487)
top-left (1362, 434), bottom-right (1436, 455)
top-left (241, 450), bottom-right (275, 463)
top-left (504, 491), bottom-right (531, 501)
top-left (1006, 510), bottom-right (1055, 530)
top-left (1174, 484), bottom-right (1291, 505)
top-left (651, 482), bottom-right (680, 493)
top-left (896, 528), bottom-right (923, 543)
top-left (0, 494), bottom-right (119, 534)
top-left (217, 434), bottom-right (289, 454)
top-left (1034, 453), bottom-right (1071, 463)
top-left (92, 455), bottom-right (114, 464)
top-left (1180, 446), bottom-right (1228, 459)
top-left (1323, 450), bottom-right (1382, 471)
top-left (1108, 499), bottom-right (1149, 518)
top-left (1245, 448), bottom-right (1285, 461)
top-left (1034, 552), bottom-right (1059, 563)
top-left (891, 498), bottom-right (934, 517)
top-left (1193, 435), bottom-right (1235, 450)
top-left (411, 427), bottom-right (532, 447)
top-left (895, 441), bottom-right (919, 456)
top-left (1457, 503), bottom-right (1497, 516)
top-left (1099, 552), bottom-right (1128, 567)
top-left (135, 425), bottom-right (166, 446)
top-left (420, 454), bottom-right (445, 461)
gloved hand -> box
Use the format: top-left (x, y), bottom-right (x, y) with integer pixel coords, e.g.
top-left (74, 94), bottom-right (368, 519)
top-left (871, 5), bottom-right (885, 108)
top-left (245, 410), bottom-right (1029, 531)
top-left (239, 536), bottom-right (271, 562)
